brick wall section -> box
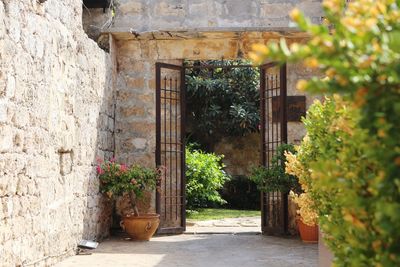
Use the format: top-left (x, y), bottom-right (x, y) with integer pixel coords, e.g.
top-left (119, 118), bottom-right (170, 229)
top-left (0, 1), bottom-right (114, 265)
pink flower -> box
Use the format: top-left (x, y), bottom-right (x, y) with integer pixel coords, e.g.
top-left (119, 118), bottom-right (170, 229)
top-left (96, 158), bottom-right (103, 164)
top-left (96, 165), bottom-right (104, 175)
top-left (120, 164), bottom-right (128, 172)
top-left (110, 157), bottom-right (116, 163)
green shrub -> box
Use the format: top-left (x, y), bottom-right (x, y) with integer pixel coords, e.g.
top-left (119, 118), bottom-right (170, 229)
top-left (286, 96), bottom-right (391, 265)
top-left (249, 144), bottom-right (300, 194)
top-left (185, 145), bottom-right (231, 209)
top-left (251, 1), bottom-right (400, 265)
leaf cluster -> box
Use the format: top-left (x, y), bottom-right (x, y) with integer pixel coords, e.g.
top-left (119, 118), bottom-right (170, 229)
top-left (185, 60), bottom-right (260, 141)
top-left (249, 144), bottom-right (300, 194)
top-left (97, 160), bottom-right (159, 201)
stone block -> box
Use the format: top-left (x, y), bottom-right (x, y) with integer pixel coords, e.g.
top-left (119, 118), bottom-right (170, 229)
top-left (126, 77), bottom-right (145, 90)
top-left (119, 106), bottom-right (146, 118)
top-left (0, 125), bottom-right (13, 152)
top-left (0, 100), bottom-right (7, 123)
top-left (5, 75), bottom-right (15, 99)
top-left (59, 151), bottom-right (73, 176)
top-left (119, 1), bottom-right (145, 15)
top-left (132, 138), bottom-right (147, 150)
top-left (11, 108), bottom-right (29, 128)
top-left (154, 2), bottom-right (186, 17)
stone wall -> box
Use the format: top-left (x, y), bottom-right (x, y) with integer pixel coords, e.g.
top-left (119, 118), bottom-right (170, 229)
top-left (214, 133), bottom-right (260, 177)
top-left (0, 1), bottom-right (114, 266)
top-left (105, 0), bottom-right (323, 33)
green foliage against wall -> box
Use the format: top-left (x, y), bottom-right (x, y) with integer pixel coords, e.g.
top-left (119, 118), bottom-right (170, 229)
top-left (286, 97), bottom-right (387, 262)
top-left (251, 1), bottom-right (400, 266)
top-left (249, 144), bottom-right (300, 194)
top-left (185, 60), bottom-right (260, 146)
top-left (185, 145), bottom-right (231, 210)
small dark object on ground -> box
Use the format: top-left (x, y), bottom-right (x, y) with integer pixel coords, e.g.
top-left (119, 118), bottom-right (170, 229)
top-left (78, 240), bottom-right (98, 249)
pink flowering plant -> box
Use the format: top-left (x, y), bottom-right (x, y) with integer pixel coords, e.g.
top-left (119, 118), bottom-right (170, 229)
top-left (96, 158), bottom-right (161, 216)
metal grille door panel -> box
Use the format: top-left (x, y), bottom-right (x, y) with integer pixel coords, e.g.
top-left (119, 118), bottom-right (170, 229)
top-left (156, 63), bottom-right (186, 234)
top-left (260, 63), bottom-right (288, 235)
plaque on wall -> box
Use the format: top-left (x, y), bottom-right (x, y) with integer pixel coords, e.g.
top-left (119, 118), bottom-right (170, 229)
top-left (271, 96), bottom-right (306, 122)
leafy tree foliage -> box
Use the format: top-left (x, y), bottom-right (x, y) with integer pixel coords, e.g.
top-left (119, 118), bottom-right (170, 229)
top-left (185, 60), bottom-right (260, 145)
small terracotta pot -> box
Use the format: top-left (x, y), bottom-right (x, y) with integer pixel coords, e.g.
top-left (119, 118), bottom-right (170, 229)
top-left (297, 219), bottom-right (318, 243)
top-left (120, 213), bottom-right (160, 241)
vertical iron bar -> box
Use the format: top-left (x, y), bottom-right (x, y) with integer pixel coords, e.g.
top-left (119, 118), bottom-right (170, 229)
top-left (175, 77), bottom-right (178, 221)
top-left (156, 63), bottom-right (161, 217)
top-left (181, 66), bottom-right (186, 230)
top-left (259, 66), bottom-right (266, 232)
top-left (164, 76), bottom-right (167, 221)
top-left (280, 64), bottom-right (288, 234)
top-left (275, 75), bottom-right (279, 154)
top-left (266, 75), bottom-right (270, 167)
top-left (169, 78), bottom-right (173, 221)
top-left (265, 74), bottom-right (270, 232)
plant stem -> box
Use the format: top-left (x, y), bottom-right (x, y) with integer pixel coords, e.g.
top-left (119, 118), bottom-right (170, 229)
top-left (129, 191), bottom-right (140, 216)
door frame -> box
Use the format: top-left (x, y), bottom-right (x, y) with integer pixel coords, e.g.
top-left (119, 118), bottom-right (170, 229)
top-left (155, 61), bottom-right (288, 235)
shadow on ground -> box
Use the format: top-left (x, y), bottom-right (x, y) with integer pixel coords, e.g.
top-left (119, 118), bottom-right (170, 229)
top-left (57, 234), bottom-right (317, 267)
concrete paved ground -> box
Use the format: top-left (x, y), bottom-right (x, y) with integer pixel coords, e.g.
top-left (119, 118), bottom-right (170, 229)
top-left (57, 234), bottom-right (317, 267)
top-left (186, 216), bottom-right (261, 234)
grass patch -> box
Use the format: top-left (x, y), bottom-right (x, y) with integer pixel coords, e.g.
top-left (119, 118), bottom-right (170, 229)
top-left (186, 208), bottom-right (261, 221)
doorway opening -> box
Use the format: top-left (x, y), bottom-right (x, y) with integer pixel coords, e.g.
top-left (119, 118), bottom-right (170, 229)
top-left (184, 60), bottom-right (261, 234)
top-left (155, 60), bottom-right (288, 235)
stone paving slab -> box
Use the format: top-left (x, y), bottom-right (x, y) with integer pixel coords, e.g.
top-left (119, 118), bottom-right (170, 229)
top-left (186, 216), bottom-right (261, 234)
top-left (185, 226), bottom-right (261, 234)
top-left (57, 234), bottom-right (317, 267)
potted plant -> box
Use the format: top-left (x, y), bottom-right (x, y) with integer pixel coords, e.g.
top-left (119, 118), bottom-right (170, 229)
top-left (289, 191), bottom-right (319, 243)
top-left (97, 158), bottom-right (162, 241)
top-left (285, 148), bottom-right (319, 243)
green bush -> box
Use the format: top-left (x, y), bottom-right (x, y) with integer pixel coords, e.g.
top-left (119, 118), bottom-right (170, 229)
top-left (249, 144), bottom-right (300, 194)
top-left (185, 145), bottom-right (231, 209)
top-left (251, 1), bottom-right (400, 265)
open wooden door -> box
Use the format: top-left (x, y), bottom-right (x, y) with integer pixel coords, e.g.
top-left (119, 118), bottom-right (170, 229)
top-left (155, 63), bottom-right (186, 234)
top-left (259, 63), bottom-right (288, 235)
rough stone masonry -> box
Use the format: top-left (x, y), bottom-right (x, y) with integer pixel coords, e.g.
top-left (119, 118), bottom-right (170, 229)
top-left (0, 0), bottom-right (115, 266)
top-left (0, 0), bottom-right (324, 266)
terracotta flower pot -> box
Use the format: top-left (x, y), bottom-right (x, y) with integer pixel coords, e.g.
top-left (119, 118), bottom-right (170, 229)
top-left (120, 213), bottom-right (160, 241)
top-left (297, 219), bottom-right (318, 243)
